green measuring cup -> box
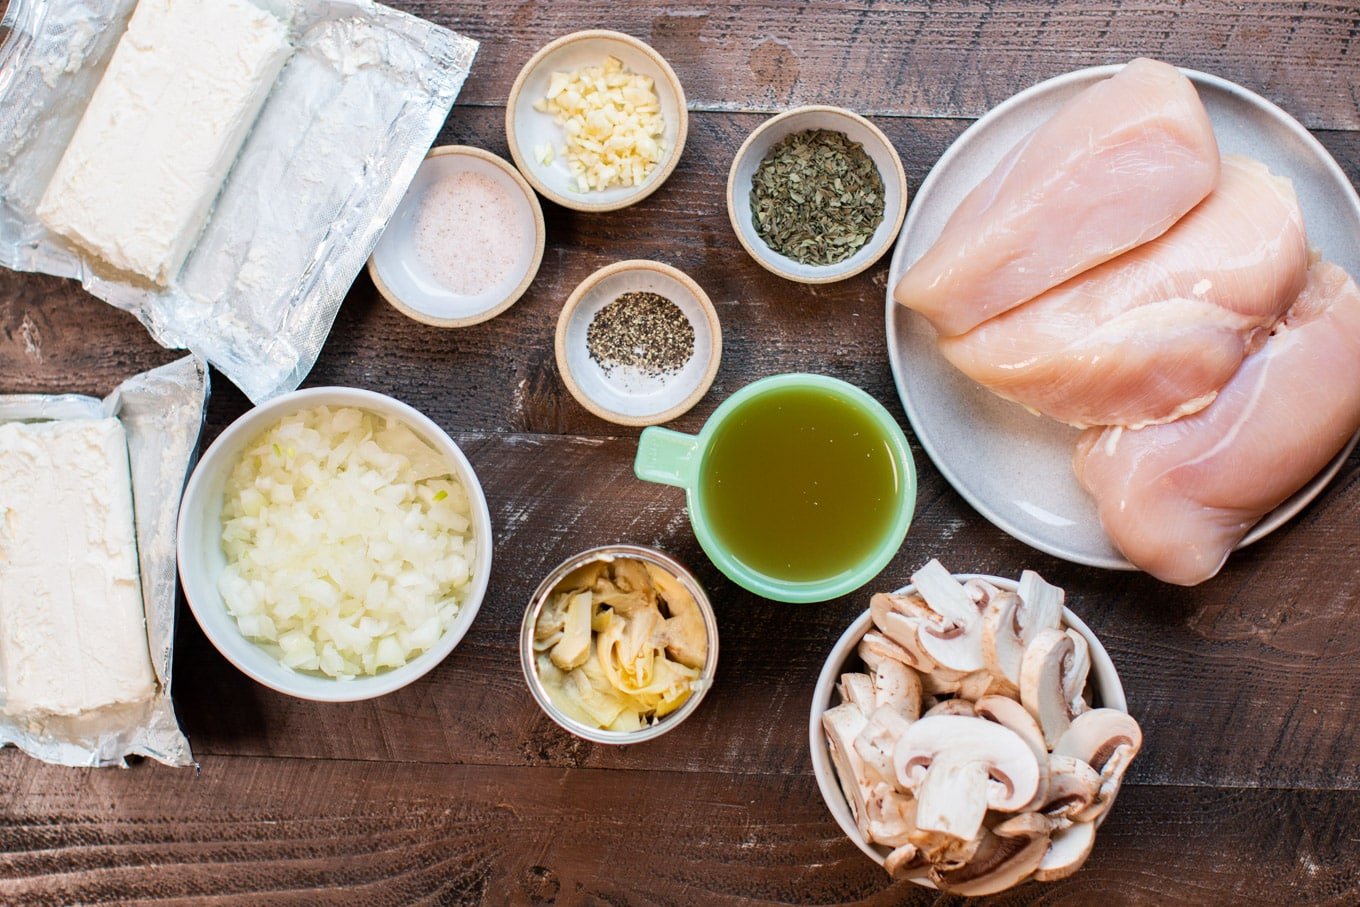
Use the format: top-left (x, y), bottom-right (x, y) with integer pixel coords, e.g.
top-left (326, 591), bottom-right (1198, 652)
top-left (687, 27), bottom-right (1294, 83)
top-left (633, 373), bottom-right (917, 602)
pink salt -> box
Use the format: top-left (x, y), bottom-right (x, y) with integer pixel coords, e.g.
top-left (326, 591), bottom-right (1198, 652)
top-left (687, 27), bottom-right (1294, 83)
top-left (414, 171), bottom-right (525, 296)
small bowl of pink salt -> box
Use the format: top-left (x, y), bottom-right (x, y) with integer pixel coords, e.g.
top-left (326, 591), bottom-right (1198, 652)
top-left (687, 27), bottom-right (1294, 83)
top-left (368, 146), bottom-right (546, 327)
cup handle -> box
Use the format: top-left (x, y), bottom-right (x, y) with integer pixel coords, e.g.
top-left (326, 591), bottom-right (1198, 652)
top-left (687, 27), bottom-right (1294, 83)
top-left (634, 427), bottom-right (700, 489)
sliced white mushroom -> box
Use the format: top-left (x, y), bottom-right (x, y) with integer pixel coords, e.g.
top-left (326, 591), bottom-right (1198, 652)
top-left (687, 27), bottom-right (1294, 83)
top-left (884, 842), bottom-right (930, 880)
top-left (837, 672), bottom-right (877, 714)
top-left (865, 781), bottom-right (918, 847)
top-left (1063, 628), bottom-right (1091, 717)
top-left (974, 694), bottom-right (1050, 810)
top-left (1054, 709), bottom-right (1143, 824)
top-left (873, 658), bottom-right (923, 719)
top-left (822, 702), bottom-right (873, 835)
top-left (869, 593), bottom-right (940, 673)
top-left (1020, 627), bottom-right (1079, 748)
top-left (1041, 755), bottom-right (1103, 820)
top-left (956, 669), bottom-right (999, 702)
top-left (923, 698), bottom-right (976, 719)
top-left (931, 812), bottom-right (1051, 897)
top-left (857, 631), bottom-right (914, 673)
top-left (1034, 819), bottom-right (1096, 882)
top-left (963, 577), bottom-right (1002, 610)
top-left (1017, 569), bottom-right (1064, 635)
top-left (981, 590), bottom-right (1026, 693)
top-left (853, 705), bottom-right (914, 787)
top-left (895, 715), bottom-right (1041, 848)
top-left (910, 560), bottom-right (986, 673)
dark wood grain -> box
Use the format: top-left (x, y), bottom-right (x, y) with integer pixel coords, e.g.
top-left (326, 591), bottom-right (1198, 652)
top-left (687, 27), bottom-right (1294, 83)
top-left (0, 753), bottom-right (1357, 906)
top-left (413, 0), bottom-right (1360, 131)
top-left (2, 0), bottom-right (1360, 902)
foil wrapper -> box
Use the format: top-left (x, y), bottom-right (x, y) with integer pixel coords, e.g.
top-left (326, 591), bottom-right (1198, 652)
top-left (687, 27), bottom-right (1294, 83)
top-left (0, 0), bottom-right (477, 402)
top-left (0, 355), bottom-right (208, 767)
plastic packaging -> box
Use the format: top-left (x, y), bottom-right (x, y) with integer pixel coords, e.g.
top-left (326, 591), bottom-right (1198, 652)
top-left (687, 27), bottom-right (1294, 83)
top-left (0, 0), bottom-right (477, 401)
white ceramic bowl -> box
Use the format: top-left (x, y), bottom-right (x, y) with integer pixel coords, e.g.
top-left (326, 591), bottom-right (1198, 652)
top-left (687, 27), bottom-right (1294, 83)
top-left (555, 259), bottom-right (721, 426)
top-left (728, 105), bottom-right (908, 284)
top-left (368, 146), bottom-right (545, 327)
top-left (506, 30), bottom-right (688, 212)
top-left (177, 387), bottom-right (494, 702)
top-left (808, 574), bottom-right (1128, 872)
top-left (520, 544), bottom-right (719, 744)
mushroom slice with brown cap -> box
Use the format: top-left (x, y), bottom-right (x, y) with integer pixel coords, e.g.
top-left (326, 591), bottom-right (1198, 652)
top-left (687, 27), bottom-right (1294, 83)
top-left (910, 560), bottom-right (986, 673)
top-left (884, 841), bottom-right (930, 880)
top-left (1034, 819), bottom-right (1096, 882)
top-left (1054, 709), bottom-right (1143, 823)
top-left (822, 702), bottom-right (873, 834)
top-left (837, 672), bottom-right (877, 714)
top-left (1041, 755), bottom-right (1103, 820)
top-left (894, 715), bottom-right (1041, 847)
top-left (931, 812), bottom-right (1052, 897)
top-left (1020, 627), bottom-right (1080, 748)
top-left (873, 658), bottom-right (923, 719)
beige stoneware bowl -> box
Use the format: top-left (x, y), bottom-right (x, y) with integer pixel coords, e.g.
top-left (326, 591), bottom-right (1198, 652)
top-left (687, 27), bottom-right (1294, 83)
top-left (368, 145), bottom-right (545, 328)
top-left (506, 30), bottom-right (688, 212)
top-left (728, 105), bottom-right (908, 284)
top-left (555, 259), bottom-right (721, 426)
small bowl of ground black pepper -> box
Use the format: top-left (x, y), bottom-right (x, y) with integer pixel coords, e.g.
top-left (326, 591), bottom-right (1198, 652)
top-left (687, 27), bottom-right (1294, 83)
top-left (727, 106), bottom-right (908, 284)
top-left (555, 260), bottom-right (721, 427)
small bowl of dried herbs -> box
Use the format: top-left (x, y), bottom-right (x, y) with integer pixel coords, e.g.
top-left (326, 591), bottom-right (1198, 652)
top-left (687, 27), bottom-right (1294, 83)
top-left (727, 106), bottom-right (908, 284)
top-left (555, 259), bottom-right (722, 426)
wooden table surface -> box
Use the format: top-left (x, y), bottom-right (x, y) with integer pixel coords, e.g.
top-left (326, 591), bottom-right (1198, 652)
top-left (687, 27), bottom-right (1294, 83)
top-left (3, 1), bottom-right (1359, 904)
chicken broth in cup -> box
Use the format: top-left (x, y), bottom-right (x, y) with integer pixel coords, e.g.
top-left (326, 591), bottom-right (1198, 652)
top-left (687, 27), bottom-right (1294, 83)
top-left (635, 374), bottom-right (916, 602)
top-left (701, 385), bottom-right (901, 582)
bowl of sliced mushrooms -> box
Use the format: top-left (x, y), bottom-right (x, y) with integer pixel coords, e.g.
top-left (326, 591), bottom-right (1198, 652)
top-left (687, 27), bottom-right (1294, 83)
top-left (521, 544), bottom-right (719, 744)
top-left (809, 560), bottom-right (1142, 896)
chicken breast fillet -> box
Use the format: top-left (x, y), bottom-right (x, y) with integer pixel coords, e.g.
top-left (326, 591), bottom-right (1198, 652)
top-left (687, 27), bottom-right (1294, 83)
top-left (1073, 262), bottom-right (1360, 586)
top-left (895, 58), bottom-right (1220, 337)
top-left (937, 156), bottom-right (1308, 428)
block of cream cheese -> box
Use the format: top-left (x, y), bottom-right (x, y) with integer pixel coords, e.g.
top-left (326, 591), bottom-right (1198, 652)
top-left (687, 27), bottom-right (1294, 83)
top-left (36, 0), bottom-right (292, 285)
top-left (0, 419), bottom-right (157, 716)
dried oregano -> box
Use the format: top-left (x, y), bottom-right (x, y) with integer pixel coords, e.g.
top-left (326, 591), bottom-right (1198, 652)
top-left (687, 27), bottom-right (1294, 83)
top-left (749, 128), bottom-right (885, 266)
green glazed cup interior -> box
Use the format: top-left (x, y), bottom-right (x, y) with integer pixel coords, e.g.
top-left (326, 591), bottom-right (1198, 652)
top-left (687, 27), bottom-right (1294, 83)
top-left (634, 373), bottom-right (917, 602)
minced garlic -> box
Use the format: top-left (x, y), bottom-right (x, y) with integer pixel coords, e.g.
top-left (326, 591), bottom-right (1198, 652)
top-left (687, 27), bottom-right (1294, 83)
top-left (532, 56), bottom-right (665, 192)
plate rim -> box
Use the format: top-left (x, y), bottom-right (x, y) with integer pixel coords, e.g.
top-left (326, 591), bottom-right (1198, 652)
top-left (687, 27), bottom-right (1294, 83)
top-left (884, 63), bottom-right (1360, 571)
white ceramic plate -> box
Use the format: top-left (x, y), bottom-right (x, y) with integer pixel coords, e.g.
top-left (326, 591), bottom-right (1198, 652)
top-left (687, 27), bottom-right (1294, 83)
top-left (885, 65), bottom-right (1360, 570)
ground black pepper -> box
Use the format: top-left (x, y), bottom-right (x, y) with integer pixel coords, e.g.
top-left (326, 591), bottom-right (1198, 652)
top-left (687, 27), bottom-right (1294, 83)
top-left (587, 292), bottom-right (695, 378)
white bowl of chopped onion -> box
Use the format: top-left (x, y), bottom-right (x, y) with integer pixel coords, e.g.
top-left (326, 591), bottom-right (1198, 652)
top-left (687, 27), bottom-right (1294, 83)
top-left (177, 387), bottom-right (493, 702)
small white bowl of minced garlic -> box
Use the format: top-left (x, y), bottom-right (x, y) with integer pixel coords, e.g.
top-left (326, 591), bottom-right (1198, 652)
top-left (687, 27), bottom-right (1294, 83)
top-left (506, 30), bottom-right (688, 212)
top-left (520, 545), bottom-right (719, 744)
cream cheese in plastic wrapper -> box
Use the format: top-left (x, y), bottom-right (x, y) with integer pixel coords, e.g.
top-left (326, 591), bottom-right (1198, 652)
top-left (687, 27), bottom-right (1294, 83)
top-left (0, 0), bottom-right (478, 403)
top-left (0, 355), bottom-right (209, 767)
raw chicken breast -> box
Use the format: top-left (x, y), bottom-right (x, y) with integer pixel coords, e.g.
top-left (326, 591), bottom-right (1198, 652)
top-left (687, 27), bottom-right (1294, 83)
top-left (896, 58), bottom-right (1220, 336)
top-left (1073, 263), bottom-right (1360, 586)
top-left (937, 157), bottom-right (1308, 428)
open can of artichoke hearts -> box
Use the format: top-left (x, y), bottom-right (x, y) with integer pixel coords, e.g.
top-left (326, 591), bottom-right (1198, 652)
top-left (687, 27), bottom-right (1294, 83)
top-left (520, 544), bottom-right (720, 744)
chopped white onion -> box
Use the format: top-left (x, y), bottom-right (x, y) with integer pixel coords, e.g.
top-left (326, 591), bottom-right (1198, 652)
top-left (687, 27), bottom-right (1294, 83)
top-left (219, 405), bottom-right (475, 679)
